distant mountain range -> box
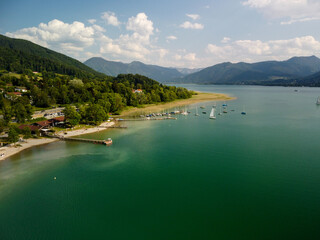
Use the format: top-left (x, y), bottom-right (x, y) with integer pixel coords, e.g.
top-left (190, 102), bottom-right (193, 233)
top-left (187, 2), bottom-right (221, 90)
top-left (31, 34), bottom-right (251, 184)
top-left (1, 34), bottom-right (320, 87)
top-left (0, 34), bottom-right (103, 78)
top-left (84, 57), bottom-right (188, 83)
top-left (173, 56), bottom-right (320, 86)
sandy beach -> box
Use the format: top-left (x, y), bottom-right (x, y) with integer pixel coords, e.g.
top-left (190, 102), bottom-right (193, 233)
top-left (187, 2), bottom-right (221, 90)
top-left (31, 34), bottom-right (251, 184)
top-left (118, 92), bottom-right (235, 117)
top-left (0, 121), bottom-right (115, 161)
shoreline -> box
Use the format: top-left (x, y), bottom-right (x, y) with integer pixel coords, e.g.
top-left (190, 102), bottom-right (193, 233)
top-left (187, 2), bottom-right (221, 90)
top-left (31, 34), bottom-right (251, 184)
top-left (0, 91), bottom-right (234, 161)
top-left (0, 122), bottom-right (115, 161)
top-left (118, 92), bottom-right (235, 117)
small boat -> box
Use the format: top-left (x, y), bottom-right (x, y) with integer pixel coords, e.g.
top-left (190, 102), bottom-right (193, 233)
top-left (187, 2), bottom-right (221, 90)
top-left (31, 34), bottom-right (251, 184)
top-left (200, 106), bottom-right (205, 109)
top-left (209, 107), bottom-right (216, 119)
top-left (241, 106), bottom-right (246, 115)
top-left (104, 138), bottom-right (113, 146)
top-left (202, 111), bottom-right (207, 114)
top-left (181, 107), bottom-right (188, 115)
top-left (316, 96), bottom-right (320, 105)
top-left (223, 110), bottom-right (227, 113)
top-left (195, 106), bottom-right (199, 116)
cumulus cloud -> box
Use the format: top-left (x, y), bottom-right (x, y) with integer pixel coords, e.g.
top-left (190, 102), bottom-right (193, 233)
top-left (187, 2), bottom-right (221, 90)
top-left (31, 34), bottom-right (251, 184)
top-left (186, 14), bottom-right (200, 20)
top-left (99, 13), bottom-right (158, 61)
top-left (180, 21), bottom-right (204, 29)
top-left (242, 0), bottom-right (320, 24)
top-left (6, 19), bottom-right (95, 54)
top-left (88, 19), bottom-right (96, 24)
top-left (207, 35), bottom-right (320, 63)
top-left (101, 11), bottom-right (121, 26)
top-left (166, 35), bottom-right (177, 42)
top-left (184, 53), bottom-right (197, 61)
top-left (221, 37), bottom-right (231, 43)
top-left (127, 13), bottom-right (154, 37)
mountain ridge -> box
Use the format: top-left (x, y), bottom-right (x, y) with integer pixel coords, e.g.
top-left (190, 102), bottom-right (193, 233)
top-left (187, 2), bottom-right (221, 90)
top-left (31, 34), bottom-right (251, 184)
top-left (174, 56), bottom-right (320, 86)
top-left (84, 57), bottom-right (186, 82)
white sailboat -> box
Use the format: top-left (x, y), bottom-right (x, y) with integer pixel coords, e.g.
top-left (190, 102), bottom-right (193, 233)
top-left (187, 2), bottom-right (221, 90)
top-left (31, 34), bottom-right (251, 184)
top-left (316, 96), bottom-right (320, 105)
top-left (195, 106), bottom-right (199, 116)
top-left (209, 106), bottom-right (216, 119)
top-left (181, 106), bottom-right (188, 115)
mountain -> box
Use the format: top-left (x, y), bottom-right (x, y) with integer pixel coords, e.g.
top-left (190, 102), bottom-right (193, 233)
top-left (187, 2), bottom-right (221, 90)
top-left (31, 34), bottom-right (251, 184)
top-left (175, 67), bottom-right (203, 75)
top-left (84, 57), bottom-right (185, 82)
top-left (0, 34), bottom-right (104, 78)
top-left (176, 56), bottom-right (320, 85)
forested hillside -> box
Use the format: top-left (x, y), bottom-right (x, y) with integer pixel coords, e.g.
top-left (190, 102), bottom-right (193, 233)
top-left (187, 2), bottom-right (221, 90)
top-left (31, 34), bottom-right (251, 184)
top-left (0, 34), bottom-right (104, 78)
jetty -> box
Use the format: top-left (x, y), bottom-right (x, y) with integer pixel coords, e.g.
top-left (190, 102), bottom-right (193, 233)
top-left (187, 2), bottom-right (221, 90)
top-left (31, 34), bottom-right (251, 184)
top-left (60, 137), bottom-right (112, 146)
top-left (100, 126), bottom-right (127, 129)
top-left (116, 117), bottom-right (177, 121)
top-left (50, 135), bottom-right (113, 146)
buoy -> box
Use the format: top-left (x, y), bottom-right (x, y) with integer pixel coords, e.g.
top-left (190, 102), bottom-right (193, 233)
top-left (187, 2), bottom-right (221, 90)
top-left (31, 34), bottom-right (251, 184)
top-left (54, 177), bottom-right (57, 180)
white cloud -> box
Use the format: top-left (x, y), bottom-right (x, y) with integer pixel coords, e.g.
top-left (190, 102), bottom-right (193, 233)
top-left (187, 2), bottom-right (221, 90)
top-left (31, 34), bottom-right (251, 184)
top-left (207, 36), bottom-right (320, 63)
top-left (180, 21), bottom-right (204, 29)
top-left (221, 37), bottom-right (231, 43)
top-left (92, 24), bottom-right (105, 32)
top-left (184, 53), bottom-right (197, 61)
top-left (88, 19), bottom-right (96, 24)
top-left (127, 13), bottom-right (154, 37)
top-left (6, 19), bottom-right (95, 54)
top-left (101, 11), bottom-right (121, 26)
top-left (100, 13), bottom-right (157, 61)
top-left (166, 35), bottom-right (177, 41)
top-left (186, 14), bottom-right (200, 20)
top-left (242, 0), bottom-right (320, 24)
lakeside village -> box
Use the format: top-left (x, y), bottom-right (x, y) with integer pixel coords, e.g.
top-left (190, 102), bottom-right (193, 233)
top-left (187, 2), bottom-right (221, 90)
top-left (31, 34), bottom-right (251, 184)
top-left (0, 96), bottom-right (239, 149)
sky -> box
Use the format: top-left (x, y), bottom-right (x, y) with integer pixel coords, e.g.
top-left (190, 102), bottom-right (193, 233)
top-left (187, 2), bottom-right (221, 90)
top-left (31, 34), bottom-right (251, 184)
top-left (1, 0), bottom-right (320, 68)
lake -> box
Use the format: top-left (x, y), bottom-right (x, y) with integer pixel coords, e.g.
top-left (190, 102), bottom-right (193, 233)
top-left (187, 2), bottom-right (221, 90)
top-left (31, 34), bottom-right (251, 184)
top-left (1, 85), bottom-right (320, 240)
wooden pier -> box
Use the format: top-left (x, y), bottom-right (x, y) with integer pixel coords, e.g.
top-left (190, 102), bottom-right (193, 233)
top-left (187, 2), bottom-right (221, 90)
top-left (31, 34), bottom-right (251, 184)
top-left (54, 136), bottom-right (112, 146)
top-left (99, 126), bottom-right (127, 129)
top-left (116, 117), bottom-right (177, 121)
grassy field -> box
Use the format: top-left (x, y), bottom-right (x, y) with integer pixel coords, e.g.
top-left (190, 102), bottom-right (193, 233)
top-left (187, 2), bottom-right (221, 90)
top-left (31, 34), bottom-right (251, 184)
top-left (118, 92), bottom-right (235, 117)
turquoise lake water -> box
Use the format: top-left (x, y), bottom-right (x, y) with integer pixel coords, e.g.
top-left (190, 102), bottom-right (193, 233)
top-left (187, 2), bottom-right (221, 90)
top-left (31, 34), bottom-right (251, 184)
top-left (0, 85), bottom-right (320, 240)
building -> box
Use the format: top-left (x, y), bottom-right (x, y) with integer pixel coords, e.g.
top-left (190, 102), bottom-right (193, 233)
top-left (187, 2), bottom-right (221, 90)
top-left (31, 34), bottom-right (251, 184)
top-left (14, 87), bottom-right (28, 93)
top-left (132, 89), bottom-right (143, 93)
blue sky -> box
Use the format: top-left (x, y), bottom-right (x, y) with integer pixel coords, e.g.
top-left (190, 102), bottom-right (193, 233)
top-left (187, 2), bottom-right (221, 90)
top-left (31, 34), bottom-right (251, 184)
top-left (1, 0), bottom-right (320, 68)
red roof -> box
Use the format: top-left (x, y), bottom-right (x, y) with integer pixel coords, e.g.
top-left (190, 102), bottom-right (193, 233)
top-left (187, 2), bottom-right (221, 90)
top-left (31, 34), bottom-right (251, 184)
top-left (52, 116), bottom-right (65, 121)
top-left (18, 125), bottom-right (41, 131)
top-left (7, 92), bottom-right (22, 95)
top-left (34, 120), bottom-right (51, 127)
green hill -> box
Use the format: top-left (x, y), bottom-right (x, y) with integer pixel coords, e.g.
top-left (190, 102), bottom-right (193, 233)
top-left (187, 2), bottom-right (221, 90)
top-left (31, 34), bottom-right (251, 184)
top-left (176, 56), bottom-right (320, 85)
top-left (84, 57), bottom-right (184, 82)
top-left (0, 34), bottom-right (104, 78)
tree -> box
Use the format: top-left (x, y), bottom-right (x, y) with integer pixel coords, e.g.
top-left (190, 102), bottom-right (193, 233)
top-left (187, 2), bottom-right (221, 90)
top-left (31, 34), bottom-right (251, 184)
top-left (63, 105), bottom-right (81, 127)
top-left (8, 126), bottom-right (19, 145)
top-left (22, 126), bottom-right (32, 142)
top-left (82, 104), bottom-right (108, 125)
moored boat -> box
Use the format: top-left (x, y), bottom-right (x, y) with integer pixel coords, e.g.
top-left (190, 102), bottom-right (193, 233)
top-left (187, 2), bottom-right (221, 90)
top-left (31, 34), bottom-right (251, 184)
top-left (209, 107), bottom-right (216, 119)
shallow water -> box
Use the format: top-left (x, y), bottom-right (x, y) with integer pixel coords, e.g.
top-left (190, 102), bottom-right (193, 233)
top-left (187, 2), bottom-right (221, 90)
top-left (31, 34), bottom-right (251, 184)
top-left (1, 85), bottom-right (320, 240)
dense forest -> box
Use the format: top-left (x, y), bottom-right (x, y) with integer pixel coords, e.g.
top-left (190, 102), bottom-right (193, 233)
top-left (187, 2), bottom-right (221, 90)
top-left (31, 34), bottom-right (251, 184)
top-left (0, 70), bottom-right (193, 128)
top-left (0, 34), bottom-right (103, 78)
